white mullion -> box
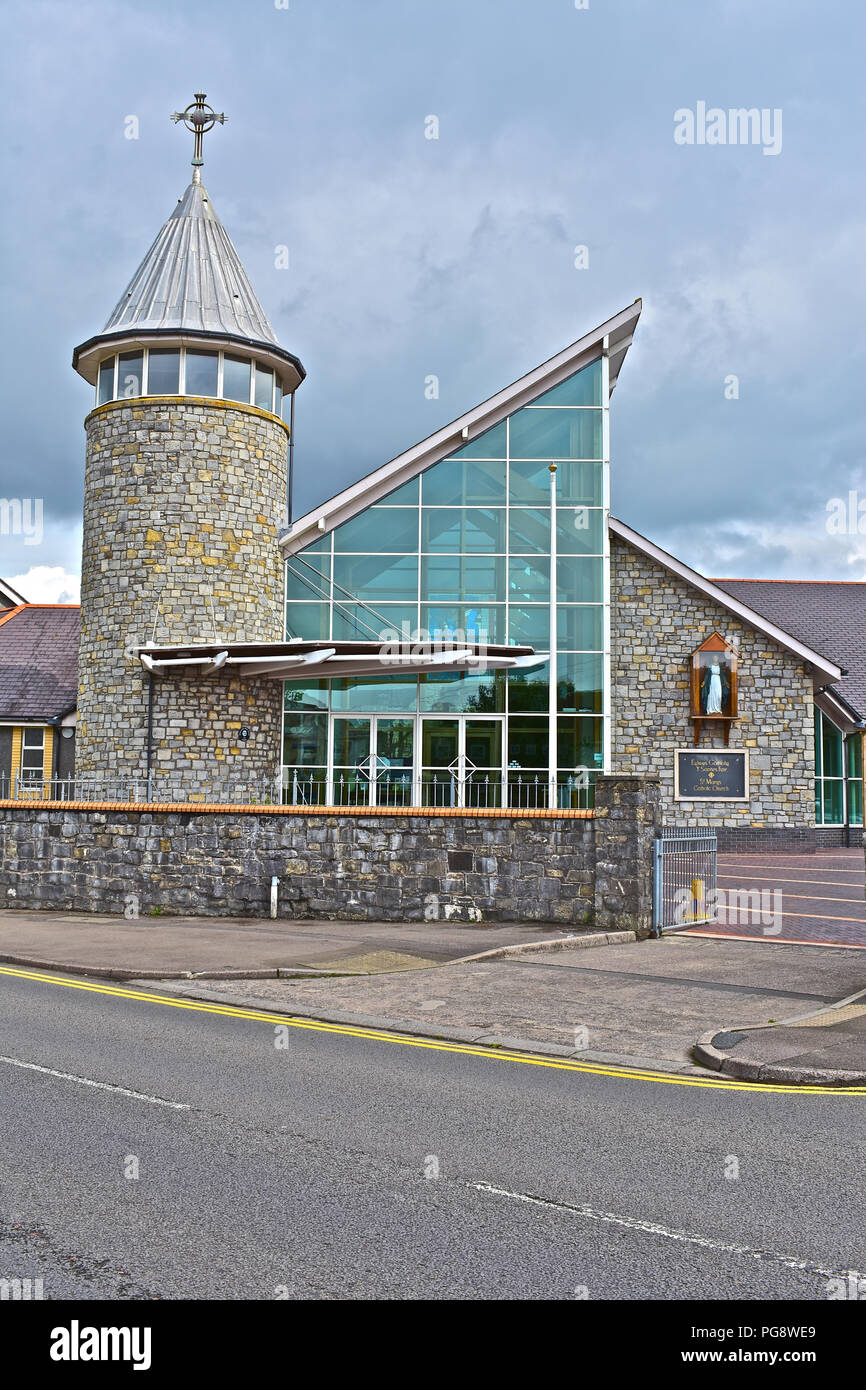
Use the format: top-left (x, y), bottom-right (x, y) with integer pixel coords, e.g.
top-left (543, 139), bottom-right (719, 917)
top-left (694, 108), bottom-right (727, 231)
top-left (601, 342), bottom-right (612, 777)
top-left (326, 712), bottom-right (335, 806)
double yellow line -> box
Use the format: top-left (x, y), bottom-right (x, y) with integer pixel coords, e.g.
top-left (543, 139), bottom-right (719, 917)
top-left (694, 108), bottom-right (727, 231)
top-left (1, 963), bottom-right (864, 1096)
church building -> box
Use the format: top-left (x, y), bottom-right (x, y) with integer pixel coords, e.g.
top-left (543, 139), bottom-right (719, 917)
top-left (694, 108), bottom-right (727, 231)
top-left (54, 95), bottom-right (865, 852)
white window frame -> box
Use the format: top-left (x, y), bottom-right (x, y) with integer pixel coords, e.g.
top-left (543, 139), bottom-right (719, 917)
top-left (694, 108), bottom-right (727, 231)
top-left (20, 725), bottom-right (46, 781)
top-left (95, 348), bottom-right (282, 414)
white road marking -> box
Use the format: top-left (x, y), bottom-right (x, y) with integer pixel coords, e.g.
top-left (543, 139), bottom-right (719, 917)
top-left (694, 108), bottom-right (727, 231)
top-left (0, 1054), bottom-right (189, 1110)
top-left (470, 1181), bottom-right (865, 1283)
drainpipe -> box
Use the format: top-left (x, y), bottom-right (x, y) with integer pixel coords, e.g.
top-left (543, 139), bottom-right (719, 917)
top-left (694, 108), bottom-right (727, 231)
top-left (270, 876), bottom-right (279, 919)
top-left (287, 391), bottom-right (296, 525)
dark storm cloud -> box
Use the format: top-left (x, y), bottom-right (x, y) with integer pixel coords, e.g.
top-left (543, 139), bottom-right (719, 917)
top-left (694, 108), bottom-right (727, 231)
top-left (1, 0), bottom-right (864, 592)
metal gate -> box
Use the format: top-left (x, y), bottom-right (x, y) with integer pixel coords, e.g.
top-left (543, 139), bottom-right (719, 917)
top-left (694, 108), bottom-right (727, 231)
top-left (652, 827), bottom-right (718, 935)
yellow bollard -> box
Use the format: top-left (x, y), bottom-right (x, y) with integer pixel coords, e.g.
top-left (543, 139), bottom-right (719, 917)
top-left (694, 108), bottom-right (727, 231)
top-left (691, 877), bottom-right (705, 921)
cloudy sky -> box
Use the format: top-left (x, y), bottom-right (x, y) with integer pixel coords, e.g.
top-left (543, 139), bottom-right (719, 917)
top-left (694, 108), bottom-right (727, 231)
top-left (1, 0), bottom-right (864, 601)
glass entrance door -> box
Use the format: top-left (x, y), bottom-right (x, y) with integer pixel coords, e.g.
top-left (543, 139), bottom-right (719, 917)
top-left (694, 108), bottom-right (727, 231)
top-left (327, 715), bottom-right (504, 808)
top-left (375, 719), bottom-right (414, 806)
top-left (332, 716), bottom-right (416, 806)
top-left (332, 717), bottom-right (370, 805)
top-left (421, 719), bottom-right (459, 806)
top-left (463, 719), bottom-right (502, 807)
top-left (420, 716), bottom-right (503, 807)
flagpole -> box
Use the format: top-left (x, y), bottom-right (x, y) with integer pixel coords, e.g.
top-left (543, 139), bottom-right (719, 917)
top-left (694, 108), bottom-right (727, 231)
top-left (548, 462), bottom-right (558, 810)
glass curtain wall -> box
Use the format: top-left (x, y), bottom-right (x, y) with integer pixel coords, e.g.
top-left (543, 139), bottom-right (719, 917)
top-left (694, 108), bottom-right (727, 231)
top-left (283, 356), bottom-right (608, 808)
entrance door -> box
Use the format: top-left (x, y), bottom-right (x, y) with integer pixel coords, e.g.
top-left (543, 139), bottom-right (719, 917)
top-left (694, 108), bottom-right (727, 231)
top-left (463, 719), bottom-right (502, 807)
top-left (332, 716), bottom-right (416, 806)
top-left (421, 718), bottom-right (459, 806)
top-left (420, 717), bottom-right (503, 807)
top-left (374, 719), bottom-right (414, 806)
top-left (332, 717), bottom-right (370, 804)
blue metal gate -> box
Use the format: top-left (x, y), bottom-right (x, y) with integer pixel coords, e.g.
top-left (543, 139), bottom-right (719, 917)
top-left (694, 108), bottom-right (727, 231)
top-left (652, 827), bottom-right (718, 936)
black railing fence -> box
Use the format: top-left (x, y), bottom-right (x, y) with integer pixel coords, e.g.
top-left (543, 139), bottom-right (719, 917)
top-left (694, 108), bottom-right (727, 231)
top-left (0, 772), bottom-right (283, 806)
top-left (284, 769), bottom-right (595, 811)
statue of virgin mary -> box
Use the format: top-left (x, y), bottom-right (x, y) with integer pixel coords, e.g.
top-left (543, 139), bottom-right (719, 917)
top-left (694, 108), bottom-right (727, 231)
top-left (701, 660), bottom-right (728, 715)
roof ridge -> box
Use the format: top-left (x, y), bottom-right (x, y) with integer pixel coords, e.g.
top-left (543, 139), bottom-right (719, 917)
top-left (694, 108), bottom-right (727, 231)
top-left (713, 577), bottom-right (866, 586)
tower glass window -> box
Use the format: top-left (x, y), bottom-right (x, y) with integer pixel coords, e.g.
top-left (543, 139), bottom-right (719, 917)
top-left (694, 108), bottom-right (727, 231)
top-left (223, 354), bottom-right (251, 403)
top-left (185, 350), bottom-right (219, 397)
top-left (97, 358), bottom-right (116, 405)
top-left (254, 363), bottom-right (275, 411)
top-left (92, 348), bottom-right (286, 408)
top-left (117, 352), bottom-right (144, 399)
top-left (146, 349), bottom-right (180, 395)
top-left (284, 355), bottom-right (609, 808)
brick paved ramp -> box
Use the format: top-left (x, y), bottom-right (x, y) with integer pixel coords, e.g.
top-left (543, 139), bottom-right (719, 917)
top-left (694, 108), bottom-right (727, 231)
top-left (685, 847), bottom-right (866, 947)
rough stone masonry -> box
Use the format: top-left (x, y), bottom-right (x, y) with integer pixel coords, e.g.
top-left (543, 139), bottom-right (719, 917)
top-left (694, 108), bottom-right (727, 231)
top-left (76, 396), bottom-right (288, 788)
top-left (0, 776), bottom-right (660, 934)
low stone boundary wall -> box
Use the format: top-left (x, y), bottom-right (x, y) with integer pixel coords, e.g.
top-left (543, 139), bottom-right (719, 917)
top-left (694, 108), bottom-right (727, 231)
top-left (0, 776), bottom-right (660, 932)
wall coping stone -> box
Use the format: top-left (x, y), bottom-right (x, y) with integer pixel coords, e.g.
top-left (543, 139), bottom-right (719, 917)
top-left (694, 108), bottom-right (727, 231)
top-left (0, 800), bottom-right (595, 820)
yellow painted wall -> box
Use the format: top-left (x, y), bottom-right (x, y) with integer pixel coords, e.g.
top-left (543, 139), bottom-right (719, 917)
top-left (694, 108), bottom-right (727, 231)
top-left (10, 726), bottom-right (22, 782)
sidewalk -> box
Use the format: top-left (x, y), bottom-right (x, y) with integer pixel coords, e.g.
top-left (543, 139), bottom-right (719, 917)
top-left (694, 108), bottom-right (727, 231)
top-left (130, 935), bottom-right (866, 1082)
top-left (695, 994), bottom-right (866, 1085)
top-left (2, 910), bottom-right (863, 1084)
top-left (0, 910), bottom-right (575, 979)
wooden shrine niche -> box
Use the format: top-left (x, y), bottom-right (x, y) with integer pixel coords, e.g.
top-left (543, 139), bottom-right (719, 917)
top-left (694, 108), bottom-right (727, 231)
top-left (689, 632), bottom-right (738, 745)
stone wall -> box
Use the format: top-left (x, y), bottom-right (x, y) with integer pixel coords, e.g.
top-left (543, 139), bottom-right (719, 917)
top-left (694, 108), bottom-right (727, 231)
top-left (76, 396), bottom-right (288, 789)
top-left (610, 534), bottom-right (815, 841)
top-left (0, 776), bottom-right (660, 933)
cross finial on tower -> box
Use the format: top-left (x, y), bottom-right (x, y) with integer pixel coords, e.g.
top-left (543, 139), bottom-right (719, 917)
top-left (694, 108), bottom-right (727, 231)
top-left (170, 92), bottom-right (227, 184)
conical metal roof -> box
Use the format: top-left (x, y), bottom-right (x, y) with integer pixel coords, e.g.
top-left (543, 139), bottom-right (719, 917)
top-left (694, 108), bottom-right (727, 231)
top-left (101, 181), bottom-right (279, 344)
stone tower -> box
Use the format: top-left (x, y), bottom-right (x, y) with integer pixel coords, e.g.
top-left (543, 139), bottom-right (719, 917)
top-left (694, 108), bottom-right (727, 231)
top-left (72, 94), bottom-right (304, 795)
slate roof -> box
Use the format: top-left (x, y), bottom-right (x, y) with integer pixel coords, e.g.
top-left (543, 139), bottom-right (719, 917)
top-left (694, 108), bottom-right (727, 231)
top-left (100, 181), bottom-right (279, 345)
top-left (713, 579), bottom-right (866, 721)
top-left (0, 606), bottom-right (80, 721)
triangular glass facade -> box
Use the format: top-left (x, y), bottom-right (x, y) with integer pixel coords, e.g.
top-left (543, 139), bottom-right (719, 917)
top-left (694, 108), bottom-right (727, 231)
top-left (283, 356), bottom-right (608, 808)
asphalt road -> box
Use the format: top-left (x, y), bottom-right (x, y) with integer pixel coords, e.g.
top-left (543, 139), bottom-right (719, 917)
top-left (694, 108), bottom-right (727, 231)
top-left (0, 965), bottom-right (864, 1301)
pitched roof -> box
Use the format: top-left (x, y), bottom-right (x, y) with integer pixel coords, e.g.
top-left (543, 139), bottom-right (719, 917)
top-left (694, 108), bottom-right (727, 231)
top-left (100, 181), bottom-right (279, 344)
top-left (282, 300), bottom-right (642, 553)
top-left (610, 519), bottom-right (844, 683)
top-left (712, 579), bottom-right (866, 720)
top-left (0, 578), bottom-right (26, 608)
top-left (0, 606), bottom-right (80, 721)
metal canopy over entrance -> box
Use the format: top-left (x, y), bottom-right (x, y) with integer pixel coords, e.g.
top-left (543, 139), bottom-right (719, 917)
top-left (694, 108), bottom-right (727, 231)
top-left (135, 639), bottom-right (546, 681)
